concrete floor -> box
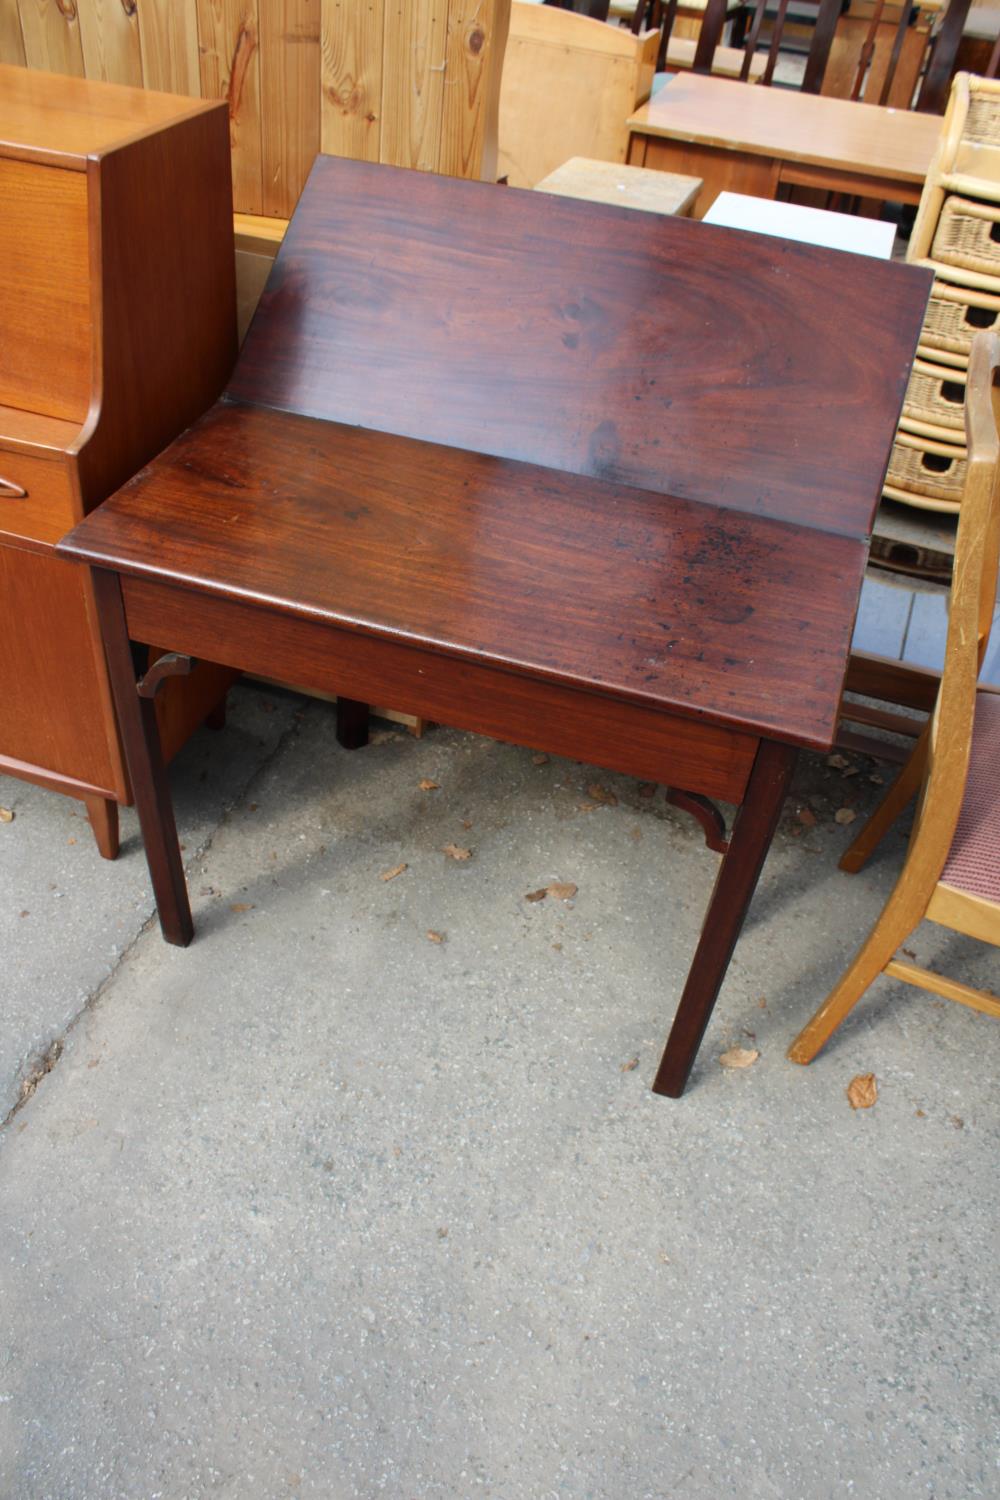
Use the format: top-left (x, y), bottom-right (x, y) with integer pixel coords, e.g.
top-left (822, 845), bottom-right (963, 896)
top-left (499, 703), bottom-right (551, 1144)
top-left (1, 682), bottom-right (997, 1499)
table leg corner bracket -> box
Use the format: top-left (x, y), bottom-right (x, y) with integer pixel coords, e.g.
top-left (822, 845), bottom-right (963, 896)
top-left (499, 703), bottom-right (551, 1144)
top-left (665, 787), bottom-right (729, 854)
top-left (137, 652), bottom-right (196, 699)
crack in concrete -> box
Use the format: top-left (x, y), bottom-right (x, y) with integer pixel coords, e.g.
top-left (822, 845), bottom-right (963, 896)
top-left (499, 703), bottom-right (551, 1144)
top-left (1, 699), bottom-right (308, 1135)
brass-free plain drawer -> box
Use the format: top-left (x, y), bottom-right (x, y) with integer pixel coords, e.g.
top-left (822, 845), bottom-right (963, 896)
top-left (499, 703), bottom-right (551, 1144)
top-left (0, 447), bottom-right (78, 546)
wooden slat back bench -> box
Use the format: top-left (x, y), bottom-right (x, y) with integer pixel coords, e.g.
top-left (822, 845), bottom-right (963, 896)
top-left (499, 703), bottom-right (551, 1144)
top-left (58, 156), bottom-right (930, 1096)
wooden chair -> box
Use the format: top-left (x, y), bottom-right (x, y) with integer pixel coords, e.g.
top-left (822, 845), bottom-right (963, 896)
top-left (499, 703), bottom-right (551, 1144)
top-left (690, 0), bottom-right (842, 88)
top-left (788, 330), bottom-right (1000, 1064)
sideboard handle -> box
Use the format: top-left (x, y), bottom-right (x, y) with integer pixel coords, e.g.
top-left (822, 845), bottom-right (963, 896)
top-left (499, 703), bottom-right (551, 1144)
top-left (0, 477), bottom-right (27, 499)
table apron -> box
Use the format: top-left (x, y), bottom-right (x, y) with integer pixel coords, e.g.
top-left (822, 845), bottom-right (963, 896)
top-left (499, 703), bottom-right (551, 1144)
top-left (121, 574), bottom-right (758, 805)
top-left (776, 160), bottom-right (923, 204)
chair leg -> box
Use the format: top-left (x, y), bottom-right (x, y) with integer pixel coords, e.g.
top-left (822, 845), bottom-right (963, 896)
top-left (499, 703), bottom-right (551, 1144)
top-left (84, 795), bottom-right (120, 861)
top-left (786, 884), bottom-right (924, 1063)
top-left (838, 723), bottom-right (929, 874)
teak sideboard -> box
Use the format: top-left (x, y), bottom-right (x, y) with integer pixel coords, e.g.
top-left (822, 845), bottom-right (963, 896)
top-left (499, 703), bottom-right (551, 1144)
top-left (0, 66), bottom-right (237, 857)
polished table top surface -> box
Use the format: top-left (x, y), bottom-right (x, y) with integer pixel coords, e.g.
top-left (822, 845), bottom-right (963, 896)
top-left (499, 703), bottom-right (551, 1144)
top-left (60, 155), bottom-right (932, 752)
top-left (628, 73), bottom-right (943, 183)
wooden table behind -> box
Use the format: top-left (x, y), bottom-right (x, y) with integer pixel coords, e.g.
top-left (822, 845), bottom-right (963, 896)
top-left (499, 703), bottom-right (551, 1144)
top-left (629, 72), bottom-right (943, 215)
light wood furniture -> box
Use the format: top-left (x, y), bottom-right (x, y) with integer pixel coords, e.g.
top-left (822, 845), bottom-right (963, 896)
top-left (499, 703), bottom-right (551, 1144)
top-left (822, 0), bottom-right (936, 108)
top-left (687, 0), bottom-right (844, 89)
top-left (57, 156), bottom-right (928, 1096)
top-left (3, 0), bottom-right (511, 220)
top-left (497, 2), bottom-right (760, 189)
top-left (789, 331), bottom-right (1000, 1064)
top-left (627, 69), bottom-right (942, 216)
top-left (535, 155), bottom-right (701, 213)
top-left (883, 75), bottom-right (1000, 511)
top-left (0, 65), bottom-right (237, 858)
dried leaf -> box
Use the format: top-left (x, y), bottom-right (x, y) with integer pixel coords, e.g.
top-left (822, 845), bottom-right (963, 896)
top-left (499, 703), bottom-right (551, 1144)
top-left (915, 1108), bottom-right (926, 1119)
top-left (951, 1115), bottom-right (964, 1130)
top-left (418, 778), bottom-right (439, 791)
top-left (827, 753), bottom-right (850, 769)
top-left (621, 1056), bottom-right (639, 1072)
top-left (525, 888), bottom-right (548, 903)
top-left (230, 902), bottom-right (254, 913)
top-left (719, 1046), bottom-right (759, 1070)
top-left (587, 783), bottom-right (618, 806)
top-left (796, 806), bottom-right (817, 827)
top-left (442, 844), bottom-right (472, 861)
top-left (758, 996), bottom-right (768, 1010)
top-left (577, 801), bottom-right (597, 813)
top-left (834, 807), bottom-right (857, 825)
top-left (847, 1072), bottom-right (877, 1109)
top-left (630, 826), bottom-right (643, 841)
top-left (426, 930), bottom-right (445, 944)
top-left (0, 807), bottom-right (13, 824)
top-left (547, 882), bottom-right (577, 901)
top-left (462, 819), bottom-right (473, 830)
top-left (437, 1226), bottom-right (448, 1238)
top-left (67, 837), bottom-right (76, 846)
top-left (380, 862), bottom-right (408, 882)
top-left (532, 753), bottom-right (549, 765)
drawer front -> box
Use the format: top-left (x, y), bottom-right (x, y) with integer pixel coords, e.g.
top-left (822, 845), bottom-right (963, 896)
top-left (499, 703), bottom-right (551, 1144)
top-left (0, 158), bottom-right (92, 423)
top-left (0, 447), bottom-right (78, 545)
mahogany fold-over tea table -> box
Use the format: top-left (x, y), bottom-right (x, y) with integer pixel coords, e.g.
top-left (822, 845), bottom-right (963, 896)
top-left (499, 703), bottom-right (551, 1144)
top-left (58, 157), bottom-right (930, 1097)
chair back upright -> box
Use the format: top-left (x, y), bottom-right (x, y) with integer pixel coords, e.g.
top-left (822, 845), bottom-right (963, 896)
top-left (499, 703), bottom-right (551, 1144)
top-left (691, 0), bottom-right (842, 88)
top-left (909, 331), bottom-right (1000, 879)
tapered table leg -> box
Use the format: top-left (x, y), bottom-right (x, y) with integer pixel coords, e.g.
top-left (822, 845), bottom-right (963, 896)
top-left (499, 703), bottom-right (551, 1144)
top-left (91, 569), bottom-right (194, 947)
top-left (652, 738), bottom-right (796, 1097)
top-left (84, 795), bottom-right (120, 861)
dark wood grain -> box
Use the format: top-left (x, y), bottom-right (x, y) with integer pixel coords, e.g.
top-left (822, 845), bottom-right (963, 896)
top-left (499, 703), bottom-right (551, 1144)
top-left (57, 154), bottom-right (931, 1093)
top-left (61, 400), bottom-right (869, 752)
top-left (117, 573), bottom-right (759, 802)
top-left (652, 737), bottom-right (796, 1096)
top-left (229, 155), bottom-right (930, 539)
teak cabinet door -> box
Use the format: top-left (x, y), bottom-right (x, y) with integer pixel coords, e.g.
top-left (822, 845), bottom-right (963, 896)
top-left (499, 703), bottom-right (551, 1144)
top-left (0, 544), bottom-right (121, 799)
top-left (0, 158), bottom-right (92, 423)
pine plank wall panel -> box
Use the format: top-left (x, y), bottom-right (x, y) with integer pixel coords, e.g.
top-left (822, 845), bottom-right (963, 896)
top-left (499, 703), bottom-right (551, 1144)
top-left (438, 0), bottom-right (509, 179)
top-left (260, 0), bottom-right (322, 217)
top-left (10, 0), bottom-right (510, 213)
top-left (0, 6), bottom-right (26, 64)
top-left (17, 0), bottom-right (85, 76)
top-left (320, 0), bottom-right (385, 164)
top-left (78, 0), bottom-right (143, 88)
top-left (197, 0), bottom-right (264, 213)
top-left (380, 0), bottom-right (449, 171)
top-left (136, 0), bottom-right (201, 94)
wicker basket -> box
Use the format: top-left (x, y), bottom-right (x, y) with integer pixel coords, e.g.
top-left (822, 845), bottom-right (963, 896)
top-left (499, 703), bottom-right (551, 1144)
top-left (885, 430), bottom-right (966, 506)
top-left (963, 91), bottom-right (1000, 150)
top-left (921, 276), bottom-right (1000, 359)
top-left (901, 357), bottom-right (968, 433)
top-left (931, 196), bottom-right (1000, 277)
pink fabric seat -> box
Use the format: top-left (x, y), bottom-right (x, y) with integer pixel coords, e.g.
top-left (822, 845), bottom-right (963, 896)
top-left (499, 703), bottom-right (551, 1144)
top-left (940, 689), bottom-right (1000, 903)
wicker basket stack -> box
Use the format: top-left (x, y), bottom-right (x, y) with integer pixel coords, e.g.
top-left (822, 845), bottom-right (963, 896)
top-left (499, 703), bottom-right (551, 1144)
top-left (886, 73), bottom-right (1000, 513)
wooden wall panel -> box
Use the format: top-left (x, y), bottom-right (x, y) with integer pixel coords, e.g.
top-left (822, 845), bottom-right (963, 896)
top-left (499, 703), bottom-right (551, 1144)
top-left (13, 1), bottom-right (509, 201)
top-left (0, 6), bottom-right (26, 64)
top-left (320, 0), bottom-right (384, 163)
top-left (197, 0), bottom-right (263, 213)
top-left (439, 0), bottom-right (509, 179)
top-left (17, 0), bottom-right (85, 75)
top-left (78, 0), bottom-right (142, 87)
top-left (380, 0), bottom-right (448, 171)
top-left (136, 0), bottom-right (201, 95)
top-left (260, 0), bottom-right (321, 216)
